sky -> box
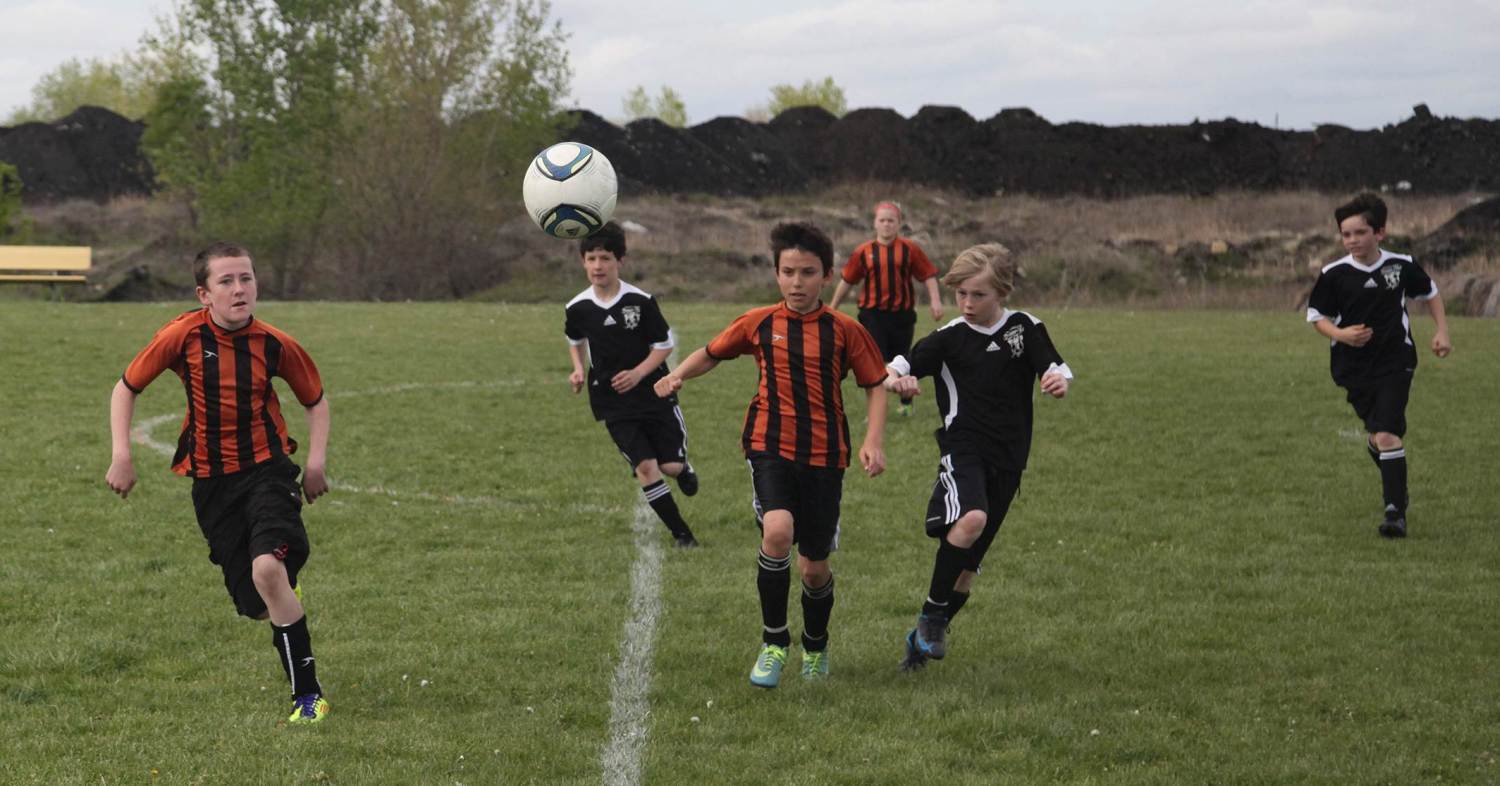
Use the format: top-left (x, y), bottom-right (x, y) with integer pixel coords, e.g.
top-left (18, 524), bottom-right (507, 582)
top-left (2, 0), bottom-right (1497, 130)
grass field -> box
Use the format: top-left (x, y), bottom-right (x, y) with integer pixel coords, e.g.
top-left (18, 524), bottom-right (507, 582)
top-left (2, 300), bottom-right (1497, 785)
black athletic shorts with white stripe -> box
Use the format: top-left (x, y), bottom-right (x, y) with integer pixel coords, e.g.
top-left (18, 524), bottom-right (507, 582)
top-left (747, 450), bottom-right (844, 561)
top-left (605, 405), bottom-right (689, 470)
top-left (191, 455), bottom-right (310, 618)
top-left (925, 453), bottom-right (1022, 572)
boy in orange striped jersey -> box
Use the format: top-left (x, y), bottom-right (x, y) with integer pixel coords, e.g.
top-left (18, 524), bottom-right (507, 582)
top-left (106, 242), bottom-right (332, 725)
top-left (656, 222), bottom-right (888, 687)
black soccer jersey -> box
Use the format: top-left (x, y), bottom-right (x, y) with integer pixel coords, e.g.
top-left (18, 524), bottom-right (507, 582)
top-left (564, 282), bottom-right (677, 421)
top-left (890, 310), bottom-right (1072, 471)
top-left (1306, 250), bottom-right (1438, 388)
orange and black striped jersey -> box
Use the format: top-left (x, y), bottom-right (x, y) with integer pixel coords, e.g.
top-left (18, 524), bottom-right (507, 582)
top-left (706, 302), bottom-right (887, 468)
top-left (122, 309), bottom-right (323, 479)
top-left (841, 237), bottom-right (938, 312)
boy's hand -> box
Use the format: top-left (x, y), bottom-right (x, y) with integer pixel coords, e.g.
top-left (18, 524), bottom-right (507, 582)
top-left (653, 375), bottom-right (682, 398)
top-left (1040, 371), bottom-right (1069, 398)
top-left (302, 464), bottom-right (329, 503)
top-left (611, 368), bottom-right (645, 393)
top-left (859, 443), bottom-right (885, 478)
top-left (1432, 330), bottom-right (1452, 357)
top-left (1339, 324), bottom-right (1373, 347)
top-left (930, 303), bottom-right (944, 322)
top-left (569, 369), bottom-right (585, 393)
top-left (105, 457), bottom-right (136, 499)
top-left (886, 375), bottom-right (921, 398)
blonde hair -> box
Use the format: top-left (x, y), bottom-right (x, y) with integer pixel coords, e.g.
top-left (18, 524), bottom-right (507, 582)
top-left (941, 243), bottom-right (1015, 297)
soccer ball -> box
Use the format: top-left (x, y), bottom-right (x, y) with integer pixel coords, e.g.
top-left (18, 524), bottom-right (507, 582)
top-left (522, 142), bottom-right (618, 239)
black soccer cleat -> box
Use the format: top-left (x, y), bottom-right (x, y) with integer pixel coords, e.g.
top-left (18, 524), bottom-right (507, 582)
top-left (1378, 511), bottom-right (1407, 539)
top-left (914, 613), bottom-right (948, 660)
top-left (899, 629), bottom-right (929, 673)
top-left (674, 533), bottom-right (700, 549)
top-left (676, 465), bottom-right (700, 497)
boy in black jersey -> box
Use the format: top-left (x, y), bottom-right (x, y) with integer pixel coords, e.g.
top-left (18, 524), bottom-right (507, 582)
top-left (1306, 193), bottom-right (1451, 538)
top-left (564, 222), bottom-right (699, 547)
top-left (882, 243), bottom-right (1072, 671)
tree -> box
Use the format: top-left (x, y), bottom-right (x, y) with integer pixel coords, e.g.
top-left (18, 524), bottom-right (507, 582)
top-left (0, 162), bottom-right (26, 240)
top-left (4, 55), bottom-right (158, 124)
top-left (622, 85), bottom-right (687, 127)
top-left (748, 76), bottom-right (847, 121)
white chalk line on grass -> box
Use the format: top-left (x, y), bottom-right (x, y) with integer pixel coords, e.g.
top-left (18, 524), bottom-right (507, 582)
top-left (600, 503), bottom-right (666, 786)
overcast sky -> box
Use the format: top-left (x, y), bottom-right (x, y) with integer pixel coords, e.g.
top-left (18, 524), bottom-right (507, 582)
top-left (3, 0), bottom-right (1497, 129)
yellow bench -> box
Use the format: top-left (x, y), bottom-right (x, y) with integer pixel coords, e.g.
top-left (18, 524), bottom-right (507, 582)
top-left (0, 245), bottom-right (93, 283)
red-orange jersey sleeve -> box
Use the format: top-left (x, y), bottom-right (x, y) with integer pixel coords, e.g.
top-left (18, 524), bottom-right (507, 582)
top-left (706, 305), bottom-right (777, 360)
top-left (909, 241), bottom-right (938, 281)
top-left (840, 243), bottom-right (871, 285)
top-left (121, 311), bottom-right (196, 393)
top-left (264, 324), bottom-right (324, 406)
top-left (838, 311), bottom-right (890, 387)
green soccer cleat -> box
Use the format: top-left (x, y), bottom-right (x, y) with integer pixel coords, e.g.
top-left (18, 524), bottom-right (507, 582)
top-left (801, 649), bottom-right (829, 680)
top-left (896, 402), bottom-right (914, 417)
top-left (287, 694), bottom-right (329, 725)
top-left (749, 644), bottom-right (787, 689)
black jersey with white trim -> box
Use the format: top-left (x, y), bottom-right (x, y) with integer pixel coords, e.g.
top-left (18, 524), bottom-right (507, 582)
top-left (890, 309), bottom-right (1072, 471)
top-left (1306, 249), bottom-right (1437, 387)
top-left (564, 282), bottom-right (677, 420)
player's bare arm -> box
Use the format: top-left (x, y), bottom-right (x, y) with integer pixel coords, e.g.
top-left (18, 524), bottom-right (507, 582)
top-left (105, 379), bottom-right (139, 499)
top-left (1313, 318), bottom-right (1372, 348)
top-left (883, 370), bottom-right (921, 399)
top-left (301, 398), bottom-right (331, 503)
top-left (924, 276), bottom-right (944, 321)
top-left (567, 342), bottom-right (588, 393)
top-left (613, 346), bottom-right (671, 393)
top-left (654, 347), bottom-right (719, 397)
top-left (860, 384), bottom-right (887, 477)
top-left (828, 279), bottom-right (853, 311)
top-left (1428, 296), bottom-right (1453, 357)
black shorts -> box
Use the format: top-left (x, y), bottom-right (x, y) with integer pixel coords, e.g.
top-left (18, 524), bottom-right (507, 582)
top-left (747, 451), bottom-right (845, 561)
top-left (1344, 370), bottom-right (1413, 438)
top-left (925, 454), bottom-right (1022, 572)
top-left (604, 406), bottom-right (689, 470)
top-left (191, 456), bottom-right (310, 618)
top-left (857, 308), bottom-right (917, 363)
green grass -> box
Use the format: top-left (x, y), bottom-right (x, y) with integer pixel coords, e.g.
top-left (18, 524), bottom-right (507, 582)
top-left (2, 301), bottom-right (1497, 785)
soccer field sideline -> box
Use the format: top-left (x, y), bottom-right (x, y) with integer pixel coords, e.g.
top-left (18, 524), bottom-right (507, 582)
top-left (3, 301), bottom-right (1497, 785)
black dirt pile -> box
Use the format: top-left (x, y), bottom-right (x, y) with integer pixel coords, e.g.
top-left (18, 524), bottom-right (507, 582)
top-left (0, 106), bottom-right (153, 203)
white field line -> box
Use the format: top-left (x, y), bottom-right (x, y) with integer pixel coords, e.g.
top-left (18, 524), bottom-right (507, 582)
top-left (600, 352), bottom-right (678, 786)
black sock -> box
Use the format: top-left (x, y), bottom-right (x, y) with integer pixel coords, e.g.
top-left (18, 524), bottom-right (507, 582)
top-left (900, 397), bottom-right (913, 406)
top-left (921, 539), bottom-right (970, 618)
top-left (800, 575), bottom-right (835, 652)
top-left (271, 615), bottom-right (322, 699)
top-left (1377, 446), bottom-right (1408, 514)
top-left (756, 549), bottom-right (792, 647)
top-left (643, 480), bottom-right (692, 538)
top-left (946, 590), bottom-right (971, 622)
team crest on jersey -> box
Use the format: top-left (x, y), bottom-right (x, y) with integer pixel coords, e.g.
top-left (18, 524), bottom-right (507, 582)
top-left (621, 305), bottom-right (641, 330)
top-left (1002, 324), bottom-right (1025, 358)
top-left (1381, 265), bottom-right (1401, 290)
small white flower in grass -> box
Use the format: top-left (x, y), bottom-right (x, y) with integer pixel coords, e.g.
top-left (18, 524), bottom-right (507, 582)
top-left (402, 674), bottom-right (409, 681)
top-left (706, 700), bottom-right (713, 708)
top-left (1090, 729), bottom-right (1100, 736)
top-left (690, 716), bottom-right (700, 723)
top-left (526, 706), bottom-right (534, 713)
top-left (420, 679), bottom-right (430, 687)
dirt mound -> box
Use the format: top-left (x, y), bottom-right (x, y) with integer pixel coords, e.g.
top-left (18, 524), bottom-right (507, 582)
top-left (1412, 195), bottom-right (1500, 269)
top-left (0, 106), bottom-right (153, 203)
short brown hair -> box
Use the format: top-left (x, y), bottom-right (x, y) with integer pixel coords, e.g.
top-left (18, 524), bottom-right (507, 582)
top-left (193, 241), bottom-right (253, 287)
top-left (941, 243), bottom-right (1015, 297)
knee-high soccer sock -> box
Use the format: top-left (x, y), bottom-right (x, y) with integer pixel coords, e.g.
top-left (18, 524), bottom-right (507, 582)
top-left (271, 615), bottom-right (322, 698)
top-left (756, 549), bottom-right (793, 647)
top-left (946, 590), bottom-right (971, 622)
top-left (800, 576), bottom-right (835, 652)
top-left (642, 480), bottom-right (693, 539)
top-left (1377, 446), bottom-right (1408, 514)
top-left (921, 539), bottom-right (971, 618)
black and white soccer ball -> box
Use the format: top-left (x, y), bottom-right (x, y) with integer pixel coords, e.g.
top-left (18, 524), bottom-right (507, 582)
top-left (522, 142), bottom-right (618, 239)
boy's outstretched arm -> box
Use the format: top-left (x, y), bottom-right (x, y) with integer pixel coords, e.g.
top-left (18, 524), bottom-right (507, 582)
top-left (860, 385), bottom-right (887, 477)
top-left (1312, 318), bottom-right (1372, 348)
top-left (568, 341), bottom-right (588, 393)
top-left (302, 398), bottom-right (330, 503)
top-left (1428, 296), bottom-right (1452, 357)
top-left (654, 347), bottom-right (719, 398)
top-left (828, 279), bottom-right (854, 311)
top-left (106, 380), bottom-right (139, 499)
top-left (613, 346), bottom-right (672, 393)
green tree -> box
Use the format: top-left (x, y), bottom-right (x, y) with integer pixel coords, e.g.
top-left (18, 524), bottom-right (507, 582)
top-left (622, 84), bottom-right (687, 127)
top-left (748, 76), bottom-right (848, 120)
top-left (4, 55), bottom-right (158, 124)
top-left (0, 162), bottom-right (26, 240)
